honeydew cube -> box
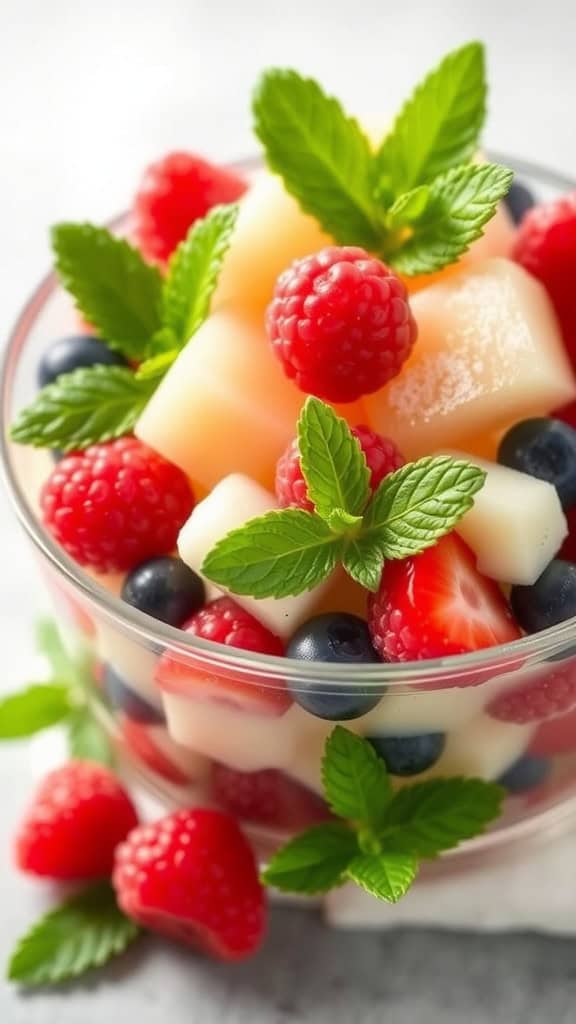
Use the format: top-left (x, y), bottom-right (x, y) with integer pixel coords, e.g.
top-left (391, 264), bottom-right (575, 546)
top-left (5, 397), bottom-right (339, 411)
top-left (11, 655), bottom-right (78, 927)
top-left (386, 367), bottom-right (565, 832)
top-left (178, 473), bottom-right (333, 637)
top-left (365, 260), bottom-right (576, 458)
top-left (441, 450), bottom-right (568, 585)
top-left (213, 172), bottom-right (331, 316)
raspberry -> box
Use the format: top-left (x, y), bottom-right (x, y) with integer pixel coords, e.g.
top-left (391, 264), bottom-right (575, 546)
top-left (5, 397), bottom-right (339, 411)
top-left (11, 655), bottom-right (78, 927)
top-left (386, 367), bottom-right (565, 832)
top-left (266, 246), bottom-right (417, 402)
top-left (131, 151), bottom-right (247, 264)
top-left (211, 764), bottom-right (331, 831)
top-left (513, 193), bottom-right (576, 359)
top-left (275, 426), bottom-right (405, 511)
top-left (185, 597), bottom-right (284, 656)
top-left (487, 661), bottom-right (576, 724)
top-left (15, 761), bottom-right (138, 880)
top-left (41, 437), bottom-right (194, 573)
top-left (113, 808), bottom-right (266, 960)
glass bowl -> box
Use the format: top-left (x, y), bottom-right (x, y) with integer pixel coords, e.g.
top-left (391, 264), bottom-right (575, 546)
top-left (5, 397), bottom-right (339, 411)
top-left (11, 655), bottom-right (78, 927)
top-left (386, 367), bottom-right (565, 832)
top-left (3, 156), bottom-right (576, 894)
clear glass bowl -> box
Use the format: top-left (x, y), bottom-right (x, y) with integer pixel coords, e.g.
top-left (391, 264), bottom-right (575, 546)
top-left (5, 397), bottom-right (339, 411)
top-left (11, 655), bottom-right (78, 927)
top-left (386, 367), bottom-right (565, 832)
top-left (3, 156), bottom-right (576, 888)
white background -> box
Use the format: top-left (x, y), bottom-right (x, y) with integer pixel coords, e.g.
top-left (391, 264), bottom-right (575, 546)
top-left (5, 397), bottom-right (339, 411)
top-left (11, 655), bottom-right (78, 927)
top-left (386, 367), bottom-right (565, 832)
top-left (1, 1), bottom-right (576, 1019)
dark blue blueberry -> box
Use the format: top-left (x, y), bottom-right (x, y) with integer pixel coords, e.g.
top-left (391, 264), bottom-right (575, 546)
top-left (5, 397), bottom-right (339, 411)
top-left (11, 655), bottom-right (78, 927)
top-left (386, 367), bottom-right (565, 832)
top-left (504, 180), bottom-right (536, 225)
top-left (498, 418), bottom-right (576, 509)
top-left (511, 559), bottom-right (576, 634)
top-left (121, 556), bottom-right (205, 627)
top-left (38, 335), bottom-right (127, 389)
top-left (103, 665), bottom-right (165, 724)
top-left (366, 732), bottom-right (446, 776)
top-left (286, 613), bottom-right (382, 720)
top-left (497, 754), bottom-right (550, 794)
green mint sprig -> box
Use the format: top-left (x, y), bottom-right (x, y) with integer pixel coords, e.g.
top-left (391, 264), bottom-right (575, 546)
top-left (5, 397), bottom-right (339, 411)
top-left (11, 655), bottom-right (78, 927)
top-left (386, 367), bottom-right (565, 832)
top-left (262, 726), bottom-right (504, 901)
top-left (10, 204), bottom-right (238, 451)
top-left (253, 42), bottom-right (512, 274)
top-left (202, 398), bottom-right (485, 598)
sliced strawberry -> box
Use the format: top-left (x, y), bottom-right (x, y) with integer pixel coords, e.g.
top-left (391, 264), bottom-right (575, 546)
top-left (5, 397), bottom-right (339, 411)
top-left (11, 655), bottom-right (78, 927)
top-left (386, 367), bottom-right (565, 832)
top-left (368, 533), bottom-right (522, 663)
top-left (211, 764), bottom-right (331, 831)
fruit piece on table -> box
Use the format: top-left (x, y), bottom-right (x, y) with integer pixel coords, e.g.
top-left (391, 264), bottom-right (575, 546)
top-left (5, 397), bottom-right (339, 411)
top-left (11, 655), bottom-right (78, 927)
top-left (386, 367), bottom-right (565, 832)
top-left (497, 753), bottom-right (550, 794)
top-left (15, 761), bottom-right (138, 880)
top-left (177, 473), bottom-right (334, 637)
top-left (497, 418), bottom-right (576, 510)
top-left (441, 449), bottom-right (567, 586)
top-left (113, 807), bottom-right (266, 960)
top-left (103, 664), bottom-right (165, 724)
top-left (487, 658), bottom-right (576, 724)
top-left (365, 732), bottom-right (446, 776)
top-left (135, 311), bottom-right (304, 493)
top-left (368, 532), bottom-right (521, 663)
top-left (364, 260), bottom-right (576, 458)
top-left (37, 335), bottom-right (127, 389)
top-left (131, 151), bottom-right (247, 264)
top-left (210, 763), bottom-right (331, 831)
top-left (510, 559), bottom-right (576, 633)
top-left (120, 718), bottom-right (210, 787)
top-left (121, 556), bottom-right (205, 627)
top-left (212, 171), bottom-right (331, 316)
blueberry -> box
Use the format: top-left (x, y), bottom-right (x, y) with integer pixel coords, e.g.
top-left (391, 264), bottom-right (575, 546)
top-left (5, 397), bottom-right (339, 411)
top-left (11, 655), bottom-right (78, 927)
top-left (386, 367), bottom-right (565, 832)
top-left (366, 732), bottom-right (445, 776)
top-left (497, 754), bottom-right (550, 794)
top-left (121, 556), bottom-right (205, 627)
top-left (511, 559), bottom-right (576, 634)
top-left (503, 180), bottom-right (536, 225)
top-left (286, 613), bottom-right (382, 720)
top-left (103, 665), bottom-right (165, 724)
top-left (38, 335), bottom-right (127, 389)
top-left (498, 418), bottom-right (576, 509)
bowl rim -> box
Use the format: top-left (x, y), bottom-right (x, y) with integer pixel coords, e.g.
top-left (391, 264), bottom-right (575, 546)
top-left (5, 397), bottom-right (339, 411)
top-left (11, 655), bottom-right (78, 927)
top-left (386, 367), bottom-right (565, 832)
top-left (2, 153), bottom-right (576, 690)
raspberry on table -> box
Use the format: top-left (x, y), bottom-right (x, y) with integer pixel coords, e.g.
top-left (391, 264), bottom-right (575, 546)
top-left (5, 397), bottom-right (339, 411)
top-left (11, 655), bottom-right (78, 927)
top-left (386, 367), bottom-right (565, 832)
top-left (266, 246), bottom-right (417, 403)
top-left (41, 437), bottom-right (195, 573)
top-left (131, 151), bottom-right (247, 264)
top-left (275, 426), bottom-right (405, 511)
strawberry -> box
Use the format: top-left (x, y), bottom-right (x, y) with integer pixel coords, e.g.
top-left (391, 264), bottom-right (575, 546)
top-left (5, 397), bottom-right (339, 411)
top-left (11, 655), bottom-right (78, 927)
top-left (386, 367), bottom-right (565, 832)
top-left (368, 533), bottom-right (521, 664)
top-left (15, 761), bottom-right (138, 880)
top-left (113, 808), bottom-right (266, 960)
top-left (211, 764), bottom-right (331, 831)
top-left (121, 719), bottom-right (205, 787)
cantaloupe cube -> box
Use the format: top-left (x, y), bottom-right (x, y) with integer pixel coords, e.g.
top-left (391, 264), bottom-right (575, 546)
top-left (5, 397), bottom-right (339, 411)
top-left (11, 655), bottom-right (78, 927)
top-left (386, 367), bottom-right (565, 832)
top-left (365, 260), bottom-right (576, 458)
top-left (213, 172), bottom-right (331, 316)
top-left (178, 473), bottom-right (333, 637)
top-left (441, 450), bottom-right (567, 585)
top-left (135, 311), bottom-right (304, 492)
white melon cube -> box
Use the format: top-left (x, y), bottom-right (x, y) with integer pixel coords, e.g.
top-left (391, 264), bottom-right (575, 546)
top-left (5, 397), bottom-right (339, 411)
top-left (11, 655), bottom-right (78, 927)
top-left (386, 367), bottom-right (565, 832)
top-left (178, 473), bottom-right (333, 637)
top-left (357, 685), bottom-right (488, 736)
top-left (441, 450), bottom-right (567, 585)
top-left (96, 622), bottom-right (163, 710)
top-left (427, 713), bottom-right (534, 782)
top-left (365, 260), bottom-right (576, 458)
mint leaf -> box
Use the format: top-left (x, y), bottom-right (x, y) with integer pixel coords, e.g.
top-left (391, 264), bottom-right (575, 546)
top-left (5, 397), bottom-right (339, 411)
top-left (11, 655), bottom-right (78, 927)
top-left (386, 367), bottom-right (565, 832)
top-left (347, 851), bottom-right (418, 903)
top-left (298, 397), bottom-right (370, 520)
top-left (326, 508), bottom-right (363, 533)
top-left (0, 684), bottom-right (71, 739)
top-left (362, 455), bottom-right (486, 559)
top-left (322, 726), bottom-right (391, 827)
top-left (381, 777), bottom-right (505, 858)
top-left (386, 185), bottom-right (431, 229)
top-left (342, 536), bottom-right (384, 591)
top-left (35, 618), bottom-right (75, 684)
top-left (52, 223), bottom-right (163, 360)
top-left (135, 349), bottom-right (178, 381)
top-left (202, 509), bottom-right (341, 599)
top-left (11, 365), bottom-right (155, 451)
top-left (253, 69), bottom-right (379, 248)
top-left (8, 882), bottom-right (139, 986)
top-left (162, 203), bottom-right (239, 347)
top-left (376, 41), bottom-right (486, 195)
top-left (262, 822), bottom-right (358, 894)
top-left (389, 162), bottom-right (513, 275)
top-left (68, 705), bottom-right (114, 766)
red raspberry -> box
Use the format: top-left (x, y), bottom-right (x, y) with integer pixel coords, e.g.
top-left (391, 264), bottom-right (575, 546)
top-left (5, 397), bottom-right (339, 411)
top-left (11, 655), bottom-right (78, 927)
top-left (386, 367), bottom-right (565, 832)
top-left (41, 437), bottom-right (194, 573)
top-left (113, 808), bottom-right (266, 960)
top-left (131, 151), bottom-right (247, 264)
top-left (275, 426), bottom-right (405, 512)
top-left (530, 706), bottom-right (576, 756)
top-left (15, 761), bottom-right (138, 880)
top-left (211, 764), bottom-right (331, 831)
top-left (487, 660), bottom-right (576, 724)
top-left (513, 193), bottom-right (576, 359)
top-left (266, 246), bottom-right (417, 403)
top-left (186, 597), bottom-right (284, 656)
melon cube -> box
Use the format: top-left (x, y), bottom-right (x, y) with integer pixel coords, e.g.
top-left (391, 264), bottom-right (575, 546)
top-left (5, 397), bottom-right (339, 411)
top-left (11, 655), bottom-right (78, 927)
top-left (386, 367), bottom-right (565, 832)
top-left (96, 623), bottom-right (164, 710)
top-left (135, 311), bottom-right (303, 492)
top-left (365, 260), bottom-right (576, 458)
top-left (441, 450), bottom-right (567, 585)
top-left (426, 714), bottom-right (534, 782)
top-left (177, 473), bottom-right (333, 637)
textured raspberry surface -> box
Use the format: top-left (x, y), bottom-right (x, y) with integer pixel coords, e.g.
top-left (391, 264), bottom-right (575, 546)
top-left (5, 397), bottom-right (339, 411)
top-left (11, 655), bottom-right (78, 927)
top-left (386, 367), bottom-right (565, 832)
top-left (211, 764), bottom-right (331, 831)
top-left (41, 437), bottom-right (194, 572)
top-left (275, 426), bottom-right (405, 511)
top-left (266, 246), bottom-right (417, 402)
top-left (487, 661), bottom-right (576, 724)
top-left (15, 761), bottom-right (138, 880)
top-left (185, 597), bottom-right (284, 656)
top-left (113, 808), bottom-right (266, 960)
top-left (131, 151), bottom-right (247, 264)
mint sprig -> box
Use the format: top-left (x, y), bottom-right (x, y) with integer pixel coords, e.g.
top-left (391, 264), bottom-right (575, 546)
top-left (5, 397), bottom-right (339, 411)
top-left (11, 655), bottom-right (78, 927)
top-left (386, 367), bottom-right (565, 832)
top-left (8, 882), bottom-right (139, 987)
top-left (0, 684), bottom-right (71, 739)
top-left (203, 398), bottom-right (485, 598)
top-left (262, 726), bottom-right (504, 902)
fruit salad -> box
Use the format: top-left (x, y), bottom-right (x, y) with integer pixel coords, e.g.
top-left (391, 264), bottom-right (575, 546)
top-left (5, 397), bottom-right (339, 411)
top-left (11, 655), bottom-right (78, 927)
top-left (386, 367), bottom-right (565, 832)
top-left (5, 41), bottom-right (576, 944)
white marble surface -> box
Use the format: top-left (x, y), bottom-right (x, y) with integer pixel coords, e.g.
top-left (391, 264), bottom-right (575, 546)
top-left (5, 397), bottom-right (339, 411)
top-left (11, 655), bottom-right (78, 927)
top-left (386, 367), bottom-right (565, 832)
top-left (3, 1), bottom-right (576, 1020)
